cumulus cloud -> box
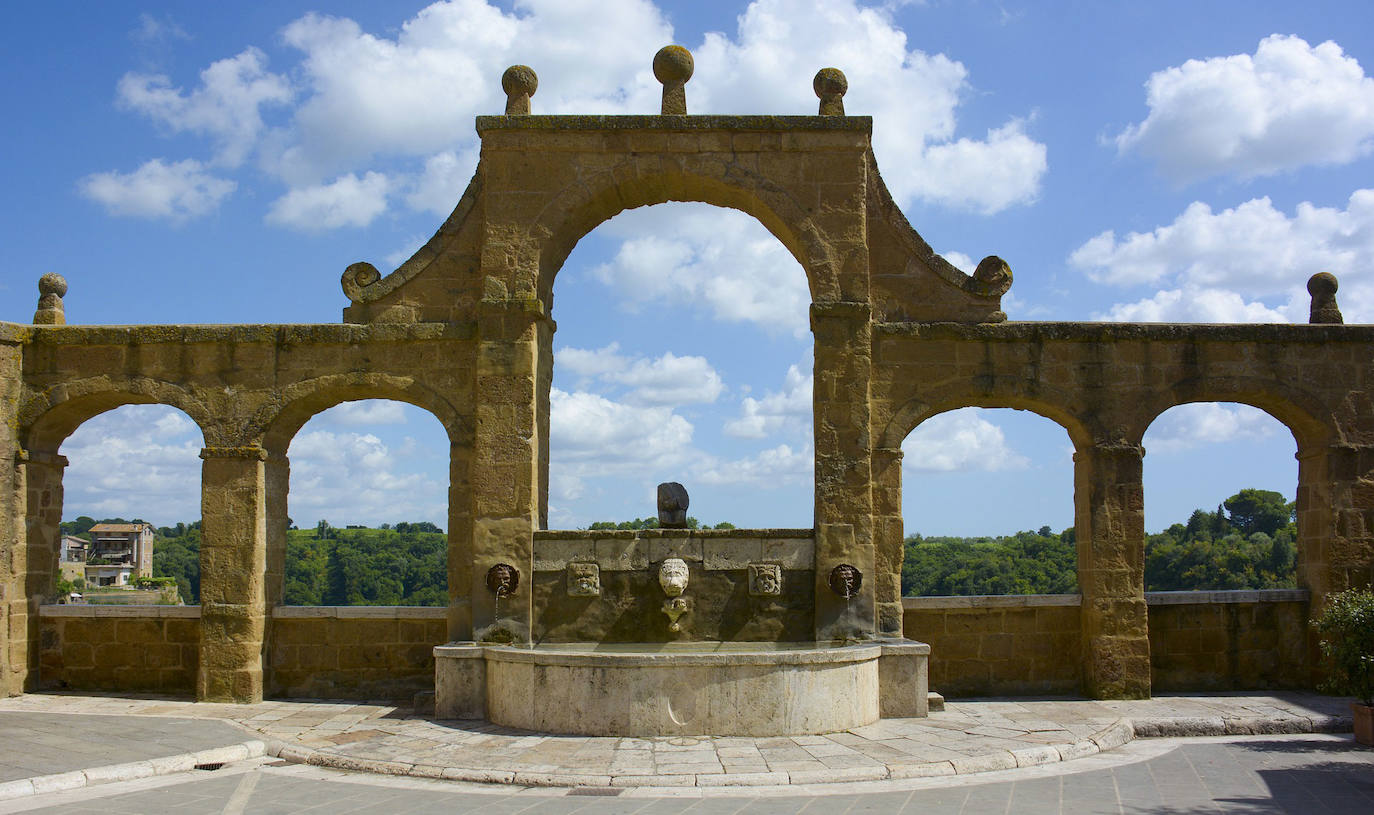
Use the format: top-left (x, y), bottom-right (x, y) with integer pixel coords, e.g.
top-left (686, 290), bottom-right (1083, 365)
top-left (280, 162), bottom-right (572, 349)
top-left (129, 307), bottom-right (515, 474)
top-left (107, 0), bottom-right (1042, 227)
top-left (1071, 190), bottom-right (1374, 323)
top-left (265, 171), bottom-right (391, 230)
top-left (902, 409), bottom-right (1029, 472)
top-left (696, 443), bottom-right (813, 487)
top-left (550, 388), bottom-right (695, 464)
top-left (1116, 34), bottom-right (1374, 183)
top-left (590, 205), bottom-right (812, 335)
top-left (288, 429), bottom-right (445, 525)
top-left (80, 158), bottom-right (236, 220)
top-left (59, 406), bottom-right (204, 524)
top-left (118, 47), bottom-right (291, 167)
top-left (557, 343), bottom-right (725, 405)
top-left (725, 362), bottom-right (812, 439)
top-left (1144, 402), bottom-right (1285, 453)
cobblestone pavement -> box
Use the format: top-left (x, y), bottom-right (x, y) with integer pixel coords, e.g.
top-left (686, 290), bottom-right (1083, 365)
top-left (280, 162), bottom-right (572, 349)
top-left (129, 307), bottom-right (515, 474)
top-left (3, 734), bottom-right (1373, 814)
top-left (0, 692), bottom-right (1354, 790)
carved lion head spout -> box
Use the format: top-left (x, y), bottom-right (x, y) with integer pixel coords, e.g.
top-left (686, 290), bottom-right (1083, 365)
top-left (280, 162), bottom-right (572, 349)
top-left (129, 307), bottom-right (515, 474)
top-left (658, 557), bottom-right (689, 597)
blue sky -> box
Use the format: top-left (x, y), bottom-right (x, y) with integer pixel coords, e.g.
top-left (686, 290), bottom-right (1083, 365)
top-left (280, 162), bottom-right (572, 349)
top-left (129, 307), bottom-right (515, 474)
top-left (5, 1), bottom-right (1372, 535)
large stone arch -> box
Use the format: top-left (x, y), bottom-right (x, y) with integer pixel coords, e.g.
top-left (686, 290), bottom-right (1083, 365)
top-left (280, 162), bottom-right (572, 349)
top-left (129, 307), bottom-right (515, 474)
top-left (880, 381), bottom-right (1093, 454)
top-left (529, 158), bottom-right (839, 307)
top-left (1131, 376), bottom-right (1335, 453)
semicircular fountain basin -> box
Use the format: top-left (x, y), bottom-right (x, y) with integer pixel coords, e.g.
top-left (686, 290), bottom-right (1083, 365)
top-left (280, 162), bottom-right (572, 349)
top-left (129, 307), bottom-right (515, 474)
top-left (436, 641), bottom-right (886, 737)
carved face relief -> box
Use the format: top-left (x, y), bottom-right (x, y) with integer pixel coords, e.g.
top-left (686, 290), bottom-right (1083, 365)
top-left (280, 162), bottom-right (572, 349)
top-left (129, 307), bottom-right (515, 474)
top-left (567, 562), bottom-right (600, 597)
top-left (485, 563), bottom-right (519, 597)
top-left (749, 563), bottom-right (782, 596)
top-left (828, 564), bottom-right (862, 599)
top-left (658, 557), bottom-right (689, 597)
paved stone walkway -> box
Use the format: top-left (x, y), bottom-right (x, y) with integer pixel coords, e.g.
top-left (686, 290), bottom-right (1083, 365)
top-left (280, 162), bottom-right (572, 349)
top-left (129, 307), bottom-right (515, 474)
top-left (0, 692), bottom-right (1354, 791)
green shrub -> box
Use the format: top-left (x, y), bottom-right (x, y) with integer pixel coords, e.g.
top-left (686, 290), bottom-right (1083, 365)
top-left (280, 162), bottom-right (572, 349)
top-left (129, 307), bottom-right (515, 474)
top-left (1312, 588), bottom-right (1374, 706)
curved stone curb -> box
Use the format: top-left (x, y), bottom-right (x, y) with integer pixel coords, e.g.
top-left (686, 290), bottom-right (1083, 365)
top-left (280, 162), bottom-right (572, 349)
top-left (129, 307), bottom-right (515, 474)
top-left (0, 740), bottom-right (267, 801)
top-left (267, 718), bottom-right (1137, 789)
top-left (1128, 713), bottom-right (1353, 739)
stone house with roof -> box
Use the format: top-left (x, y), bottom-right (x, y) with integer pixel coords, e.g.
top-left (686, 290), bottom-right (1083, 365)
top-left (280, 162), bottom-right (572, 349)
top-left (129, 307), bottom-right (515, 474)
top-left (84, 523), bottom-right (154, 587)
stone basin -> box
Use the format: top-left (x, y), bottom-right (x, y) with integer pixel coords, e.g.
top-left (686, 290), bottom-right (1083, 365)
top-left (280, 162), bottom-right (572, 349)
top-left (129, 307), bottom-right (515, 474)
top-left (434, 639), bottom-right (928, 737)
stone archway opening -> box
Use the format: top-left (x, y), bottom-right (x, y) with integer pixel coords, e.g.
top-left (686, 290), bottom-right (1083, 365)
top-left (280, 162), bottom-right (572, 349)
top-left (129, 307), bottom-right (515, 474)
top-left (897, 405), bottom-right (1080, 696)
top-left (282, 399), bottom-right (449, 606)
top-left (544, 201), bottom-right (815, 530)
top-left (1142, 402), bottom-right (1298, 592)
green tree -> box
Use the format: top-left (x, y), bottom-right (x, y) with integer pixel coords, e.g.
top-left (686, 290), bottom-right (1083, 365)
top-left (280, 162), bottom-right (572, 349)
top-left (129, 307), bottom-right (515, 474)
top-left (1224, 488), bottom-right (1291, 536)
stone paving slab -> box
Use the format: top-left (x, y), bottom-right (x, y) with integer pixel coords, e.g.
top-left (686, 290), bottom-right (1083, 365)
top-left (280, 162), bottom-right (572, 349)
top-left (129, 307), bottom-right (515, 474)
top-left (0, 692), bottom-right (1354, 791)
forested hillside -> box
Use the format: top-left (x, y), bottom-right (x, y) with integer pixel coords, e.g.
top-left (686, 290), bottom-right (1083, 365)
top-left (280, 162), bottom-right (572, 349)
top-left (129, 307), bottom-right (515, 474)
top-left (64, 487), bottom-right (1296, 604)
top-left (901, 488), bottom-right (1297, 596)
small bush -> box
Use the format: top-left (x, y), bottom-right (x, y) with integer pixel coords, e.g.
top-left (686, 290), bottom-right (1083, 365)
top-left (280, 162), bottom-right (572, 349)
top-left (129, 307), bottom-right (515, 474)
top-left (1312, 588), bottom-right (1374, 706)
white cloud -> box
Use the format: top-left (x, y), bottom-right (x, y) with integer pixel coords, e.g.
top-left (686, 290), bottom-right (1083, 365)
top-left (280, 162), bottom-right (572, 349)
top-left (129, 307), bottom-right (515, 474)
top-left (288, 429), bottom-right (445, 525)
top-left (405, 149), bottom-right (476, 214)
top-left (550, 388), bottom-right (694, 464)
top-left (942, 250), bottom-right (973, 273)
top-left (913, 119), bottom-right (1046, 214)
top-left (317, 400), bottom-right (409, 426)
top-left (725, 363), bottom-right (812, 439)
top-left (1116, 34), bottom-right (1374, 183)
top-left (590, 205), bottom-right (811, 335)
top-left (79, 159), bottom-right (235, 220)
top-left (902, 409), bottom-right (1028, 472)
top-left (118, 47), bottom-right (291, 167)
top-left (1071, 190), bottom-right (1374, 323)
top-left (696, 443), bottom-right (813, 487)
top-left (59, 405), bottom-right (204, 525)
top-left (265, 171), bottom-right (391, 230)
top-left (557, 343), bottom-right (725, 405)
top-left (1144, 403), bottom-right (1283, 453)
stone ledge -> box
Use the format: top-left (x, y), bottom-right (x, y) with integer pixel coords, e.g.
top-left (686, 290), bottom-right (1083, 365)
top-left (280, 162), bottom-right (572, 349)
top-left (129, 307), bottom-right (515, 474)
top-left (39, 604), bottom-right (201, 618)
top-left (9, 321), bottom-right (473, 345)
top-left (903, 594), bottom-right (1081, 609)
top-left (272, 606), bottom-right (447, 619)
top-left (535, 528), bottom-right (813, 540)
top-left (476, 114), bottom-right (873, 133)
top-left (877, 320), bottom-right (1374, 343)
top-left (1145, 589), bottom-right (1310, 605)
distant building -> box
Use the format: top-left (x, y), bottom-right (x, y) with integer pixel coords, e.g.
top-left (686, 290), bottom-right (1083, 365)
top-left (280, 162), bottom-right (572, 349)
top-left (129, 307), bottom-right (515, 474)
top-left (84, 522), bottom-right (154, 587)
top-left (59, 535), bottom-right (88, 583)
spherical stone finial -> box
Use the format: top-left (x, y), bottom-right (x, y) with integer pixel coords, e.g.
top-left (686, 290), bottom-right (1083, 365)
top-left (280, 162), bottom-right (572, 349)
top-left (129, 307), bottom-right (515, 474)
top-left (501, 65), bottom-right (538, 115)
top-left (814, 67), bottom-right (848, 115)
top-left (653, 45), bottom-right (694, 115)
top-left (33, 273), bottom-right (67, 325)
top-left (1308, 272), bottom-right (1344, 324)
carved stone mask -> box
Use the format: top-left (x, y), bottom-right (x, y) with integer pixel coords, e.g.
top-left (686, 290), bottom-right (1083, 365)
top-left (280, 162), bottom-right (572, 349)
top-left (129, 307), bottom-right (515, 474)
top-left (658, 557), bottom-right (689, 597)
top-left (828, 564), bottom-right (862, 598)
top-left (486, 563), bottom-right (519, 597)
top-left (567, 562), bottom-right (600, 597)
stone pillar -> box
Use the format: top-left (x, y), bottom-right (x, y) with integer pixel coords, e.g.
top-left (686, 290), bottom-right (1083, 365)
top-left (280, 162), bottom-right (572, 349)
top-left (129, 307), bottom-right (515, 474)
top-left (1297, 443), bottom-right (1374, 608)
top-left (21, 451), bottom-right (66, 690)
top-left (447, 438), bottom-right (474, 641)
top-left (812, 301), bottom-right (877, 641)
top-left (872, 446), bottom-right (905, 637)
top-left (261, 450), bottom-right (288, 693)
top-left (198, 445), bottom-right (268, 703)
top-left (467, 296), bottom-right (547, 643)
top-left (1073, 441), bottom-right (1150, 699)
top-left (0, 340), bottom-right (24, 696)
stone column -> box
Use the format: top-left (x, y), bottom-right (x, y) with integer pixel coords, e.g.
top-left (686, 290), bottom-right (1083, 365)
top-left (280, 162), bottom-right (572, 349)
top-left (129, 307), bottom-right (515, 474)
top-left (872, 446), bottom-right (905, 637)
top-left (261, 450), bottom-right (289, 694)
top-left (0, 340), bottom-right (24, 696)
top-left (467, 296), bottom-right (547, 643)
top-left (811, 301), bottom-right (877, 641)
top-left (21, 451), bottom-right (66, 691)
top-left (447, 438), bottom-right (474, 641)
top-left (198, 445), bottom-right (268, 703)
top-left (1073, 441), bottom-right (1150, 699)
top-left (1296, 442), bottom-right (1374, 608)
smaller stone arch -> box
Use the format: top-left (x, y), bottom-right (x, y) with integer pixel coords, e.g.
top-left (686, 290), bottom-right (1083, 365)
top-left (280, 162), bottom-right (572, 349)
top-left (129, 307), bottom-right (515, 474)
top-left (256, 374), bottom-right (468, 454)
top-left (22, 377), bottom-right (213, 455)
top-left (881, 381), bottom-right (1093, 455)
top-left (1132, 376), bottom-right (1335, 454)
top-left (530, 157), bottom-right (842, 307)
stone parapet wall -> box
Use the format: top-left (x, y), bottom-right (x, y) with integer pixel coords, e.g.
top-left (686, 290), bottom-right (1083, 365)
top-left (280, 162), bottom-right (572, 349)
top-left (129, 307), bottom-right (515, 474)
top-left (904, 590), bottom-right (1315, 698)
top-left (269, 606), bottom-right (447, 701)
top-left (903, 595), bottom-right (1082, 696)
top-left (1146, 590), bottom-right (1311, 691)
top-left (38, 605), bottom-right (199, 693)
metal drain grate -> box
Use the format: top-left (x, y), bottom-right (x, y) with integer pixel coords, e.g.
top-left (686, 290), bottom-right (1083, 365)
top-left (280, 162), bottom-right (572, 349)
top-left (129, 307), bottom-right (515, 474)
top-left (194, 762), bottom-right (225, 771)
